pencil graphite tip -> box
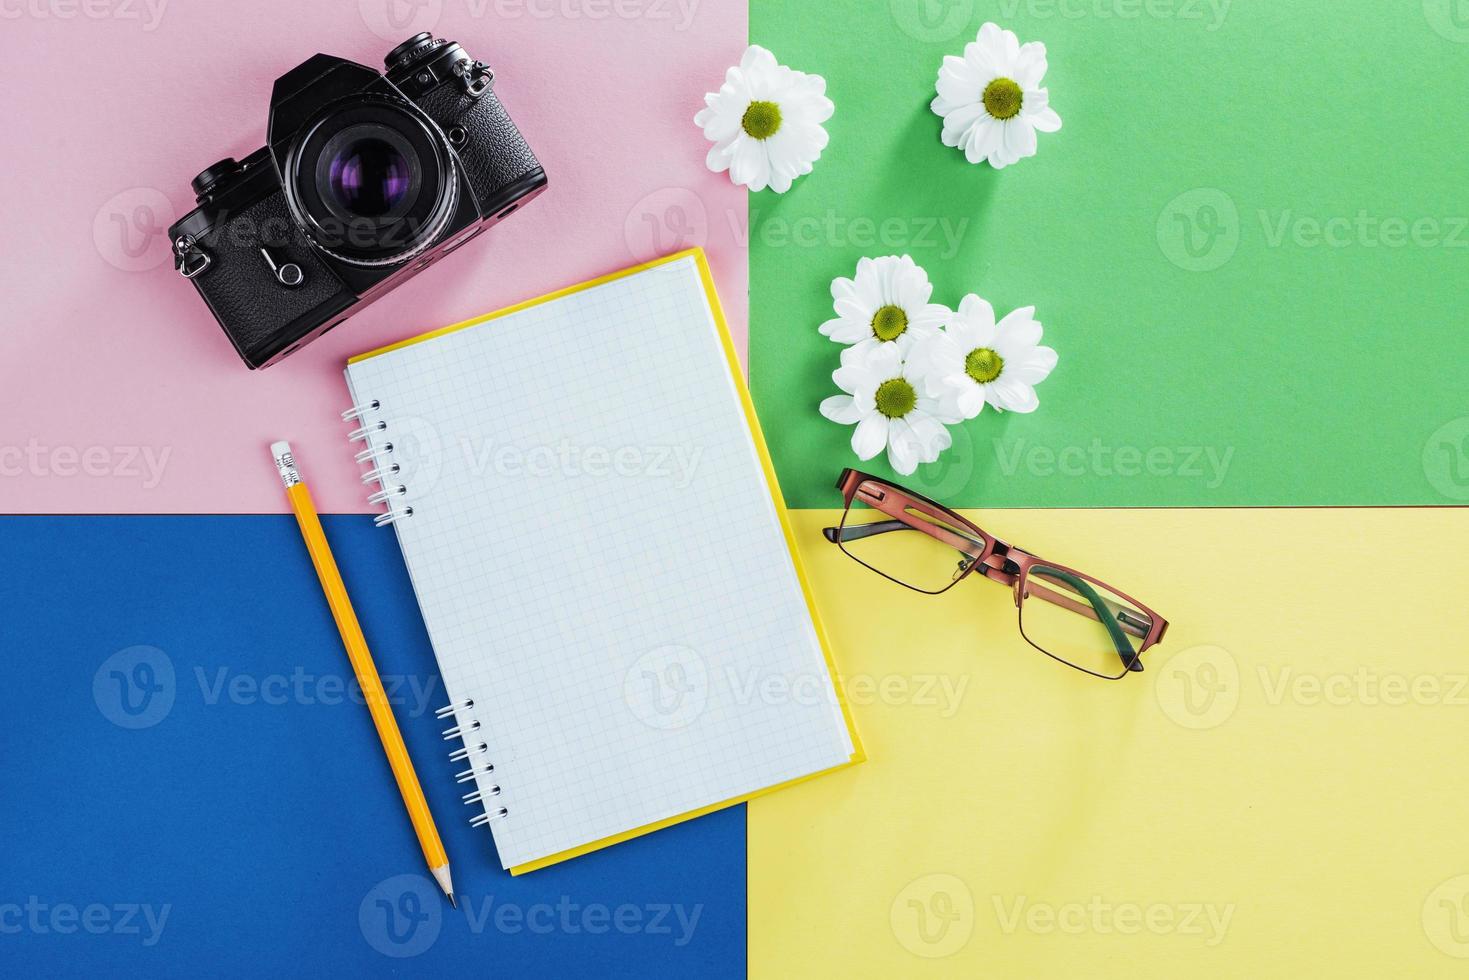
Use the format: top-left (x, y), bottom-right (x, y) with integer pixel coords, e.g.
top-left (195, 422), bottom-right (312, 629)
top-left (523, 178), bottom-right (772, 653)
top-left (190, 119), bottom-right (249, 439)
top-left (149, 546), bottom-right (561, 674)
top-left (271, 441), bottom-right (301, 489)
top-left (431, 864), bottom-right (455, 905)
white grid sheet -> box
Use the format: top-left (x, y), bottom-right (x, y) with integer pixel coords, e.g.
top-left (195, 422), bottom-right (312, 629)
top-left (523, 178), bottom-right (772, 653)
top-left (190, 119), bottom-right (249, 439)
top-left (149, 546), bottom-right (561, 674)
top-left (345, 257), bottom-right (854, 869)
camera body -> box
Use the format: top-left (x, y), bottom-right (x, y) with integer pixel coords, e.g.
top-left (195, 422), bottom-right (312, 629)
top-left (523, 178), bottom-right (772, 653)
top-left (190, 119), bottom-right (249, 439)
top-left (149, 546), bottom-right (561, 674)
top-left (169, 33), bottom-right (547, 368)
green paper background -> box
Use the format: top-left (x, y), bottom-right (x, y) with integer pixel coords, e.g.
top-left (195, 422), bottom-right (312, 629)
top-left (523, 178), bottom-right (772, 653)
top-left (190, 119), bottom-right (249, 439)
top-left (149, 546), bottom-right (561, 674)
top-left (750, 0), bottom-right (1469, 509)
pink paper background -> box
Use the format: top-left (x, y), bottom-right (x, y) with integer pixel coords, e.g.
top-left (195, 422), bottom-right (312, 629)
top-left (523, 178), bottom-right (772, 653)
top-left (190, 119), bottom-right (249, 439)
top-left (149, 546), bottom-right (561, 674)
top-left (1, 0), bottom-right (747, 514)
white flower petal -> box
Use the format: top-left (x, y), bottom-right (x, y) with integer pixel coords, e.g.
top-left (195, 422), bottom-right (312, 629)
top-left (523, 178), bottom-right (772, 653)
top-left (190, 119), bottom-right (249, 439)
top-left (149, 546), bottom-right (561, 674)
top-left (831, 361), bottom-right (871, 396)
top-left (820, 316), bottom-right (864, 344)
top-left (696, 45), bottom-right (830, 192)
top-left (886, 419), bottom-right (919, 475)
top-left (1031, 105), bottom-right (1062, 133)
top-left (988, 376), bottom-right (1040, 413)
top-left (866, 342), bottom-right (903, 379)
top-left (1014, 41), bottom-right (1048, 89)
top-left (994, 307), bottom-right (1042, 356)
top-left (1008, 345), bottom-right (1058, 385)
top-left (841, 337), bottom-right (884, 365)
top-left (952, 383), bottom-right (986, 420)
top-left (955, 293), bottom-right (996, 330)
top-left (931, 25), bottom-right (1057, 167)
top-left (819, 394), bottom-right (864, 425)
top-left (906, 410), bottom-right (952, 458)
top-left (852, 414), bottom-right (889, 461)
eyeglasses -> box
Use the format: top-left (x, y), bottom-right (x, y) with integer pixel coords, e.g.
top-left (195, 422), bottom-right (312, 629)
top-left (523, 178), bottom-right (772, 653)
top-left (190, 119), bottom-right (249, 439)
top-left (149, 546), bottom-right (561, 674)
top-left (824, 469), bottom-right (1168, 680)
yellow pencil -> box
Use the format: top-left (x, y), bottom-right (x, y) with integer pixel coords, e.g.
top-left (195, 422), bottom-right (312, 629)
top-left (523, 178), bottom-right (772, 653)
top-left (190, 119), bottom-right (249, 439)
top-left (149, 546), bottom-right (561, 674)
top-left (271, 441), bottom-right (455, 907)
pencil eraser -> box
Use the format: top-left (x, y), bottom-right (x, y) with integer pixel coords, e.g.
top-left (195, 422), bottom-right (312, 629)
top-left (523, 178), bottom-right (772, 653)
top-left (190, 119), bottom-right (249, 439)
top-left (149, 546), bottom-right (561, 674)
top-left (271, 442), bottom-right (300, 488)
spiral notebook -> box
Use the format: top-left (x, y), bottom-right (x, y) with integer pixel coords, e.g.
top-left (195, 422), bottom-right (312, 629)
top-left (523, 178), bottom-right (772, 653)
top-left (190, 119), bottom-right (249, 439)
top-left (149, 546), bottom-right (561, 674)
top-left (341, 249), bottom-right (862, 874)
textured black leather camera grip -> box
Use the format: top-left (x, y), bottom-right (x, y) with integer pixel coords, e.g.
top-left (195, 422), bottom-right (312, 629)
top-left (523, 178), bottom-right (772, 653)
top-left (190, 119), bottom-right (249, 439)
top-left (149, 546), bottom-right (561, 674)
top-left (417, 84), bottom-right (543, 205)
top-left (188, 191), bottom-right (351, 362)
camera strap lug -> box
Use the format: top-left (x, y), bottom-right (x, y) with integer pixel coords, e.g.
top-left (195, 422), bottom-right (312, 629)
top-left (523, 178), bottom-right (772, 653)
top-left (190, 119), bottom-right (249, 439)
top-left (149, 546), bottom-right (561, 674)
top-left (452, 58), bottom-right (494, 98)
top-left (173, 235), bottom-right (211, 279)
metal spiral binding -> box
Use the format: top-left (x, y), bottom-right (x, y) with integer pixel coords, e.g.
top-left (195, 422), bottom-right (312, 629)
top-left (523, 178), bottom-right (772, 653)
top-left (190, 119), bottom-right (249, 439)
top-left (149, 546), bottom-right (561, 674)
top-left (436, 698), bottom-right (509, 826)
top-left (343, 401), bottom-right (413, 526)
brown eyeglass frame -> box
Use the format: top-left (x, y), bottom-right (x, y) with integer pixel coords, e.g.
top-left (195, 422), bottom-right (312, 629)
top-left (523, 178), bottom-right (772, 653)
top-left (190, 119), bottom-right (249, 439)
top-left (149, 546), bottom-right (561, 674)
top-left (824, 469), bottom-right (1169, 680)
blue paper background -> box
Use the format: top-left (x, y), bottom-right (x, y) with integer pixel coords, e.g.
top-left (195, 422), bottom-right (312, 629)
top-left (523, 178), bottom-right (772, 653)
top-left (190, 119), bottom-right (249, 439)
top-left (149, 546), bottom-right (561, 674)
top-left (0, 516), bottom-right (744, 977)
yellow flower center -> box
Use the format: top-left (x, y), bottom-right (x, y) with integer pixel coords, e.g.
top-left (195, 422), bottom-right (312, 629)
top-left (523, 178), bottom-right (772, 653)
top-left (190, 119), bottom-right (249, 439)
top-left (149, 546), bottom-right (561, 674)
top-left (982, 78), bottom-right (1023, 120)
top-left (965, 347), bottom-right (1004, 384)
top-left (741, 100), bottom-right (782, 140)
top-left (874, 378), bottom-right (917, 419)
top-left (871, 305), bottom-right (909, 342)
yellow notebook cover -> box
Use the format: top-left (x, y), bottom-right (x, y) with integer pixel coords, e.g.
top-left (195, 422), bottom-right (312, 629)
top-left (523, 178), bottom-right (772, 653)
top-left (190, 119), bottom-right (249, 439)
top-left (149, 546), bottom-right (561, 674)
top-left (348, 248), bottom-right (863, 875)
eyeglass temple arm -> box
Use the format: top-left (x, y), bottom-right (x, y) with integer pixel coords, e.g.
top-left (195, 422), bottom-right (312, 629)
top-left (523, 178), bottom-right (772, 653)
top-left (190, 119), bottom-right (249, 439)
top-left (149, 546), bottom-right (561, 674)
top-left (1030, 568), bottom-right (1143, 672)
top-left (823, 520), bottom-right (989, 557)
top-left (823, 520), bottom-right (918, 545)
top-left (823, 524), bottom-right (1149, 661)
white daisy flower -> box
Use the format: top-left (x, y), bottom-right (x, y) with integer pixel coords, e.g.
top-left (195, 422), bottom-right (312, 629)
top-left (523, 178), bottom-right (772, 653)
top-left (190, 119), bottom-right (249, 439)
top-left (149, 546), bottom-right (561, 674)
top-left (930, 23), bottom-right (1062, 169)
top-left (819, 255), bottom-right (951, 361)
top-left (915, 294), bottom-right (1058, 419)
top-left (820, 342), bottom-right (961, 476)
top-left (694, 45), bottom-right (834, 194)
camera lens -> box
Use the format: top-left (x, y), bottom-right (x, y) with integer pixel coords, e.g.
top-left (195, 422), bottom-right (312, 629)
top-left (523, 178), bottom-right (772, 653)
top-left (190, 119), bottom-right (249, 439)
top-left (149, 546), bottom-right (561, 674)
top-left (283, 96), bottom-right (458, 268)
top-left (319, 126), bottom-right (417, 218)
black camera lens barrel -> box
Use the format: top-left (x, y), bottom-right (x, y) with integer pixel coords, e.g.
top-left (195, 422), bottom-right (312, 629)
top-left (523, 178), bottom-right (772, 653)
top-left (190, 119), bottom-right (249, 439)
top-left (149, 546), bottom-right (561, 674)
top-left (281, 94), bottom-right (459, 268)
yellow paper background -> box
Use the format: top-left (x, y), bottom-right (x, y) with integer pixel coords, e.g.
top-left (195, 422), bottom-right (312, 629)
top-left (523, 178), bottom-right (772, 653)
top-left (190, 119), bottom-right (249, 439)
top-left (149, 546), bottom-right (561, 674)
top-left (751, 508), bottom-right (1469, 976)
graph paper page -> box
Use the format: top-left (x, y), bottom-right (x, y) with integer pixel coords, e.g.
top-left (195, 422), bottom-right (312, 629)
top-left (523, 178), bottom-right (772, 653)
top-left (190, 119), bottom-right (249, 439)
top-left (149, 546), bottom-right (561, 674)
top-left (345, 256), bottom-right (855, 869)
